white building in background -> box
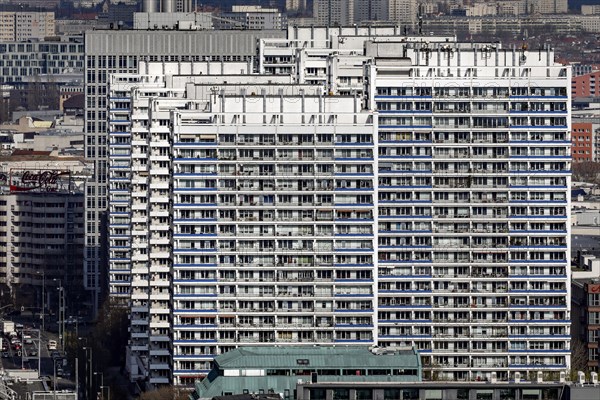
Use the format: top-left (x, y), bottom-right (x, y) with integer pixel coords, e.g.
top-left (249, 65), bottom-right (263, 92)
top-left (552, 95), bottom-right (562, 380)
top-left (217, 6), bottom-right (288, 30)
top-left (530, 0), bottom-right (568, 14)
top-left (109, 27), bottom-right (571, 387)
top-left (581, 5), bottom-right (600, 15)
top-left (133, 12), bottom-right (213, 30)
top-left (286, 0), bottom-right (307, 13)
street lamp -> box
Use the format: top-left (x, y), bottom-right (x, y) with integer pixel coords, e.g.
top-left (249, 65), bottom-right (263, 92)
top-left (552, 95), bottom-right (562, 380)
top-left (100, 385), bottom-right (110, 400)
top-left (53, 358), bottom-right (60, 400)
top-left (82, 345), bottom-right (93, 400)
top-left (53, 279), bottom-right (65, 349)
top-left (37, 271), bottom-right (45, 333)
top-left (94, 372), bottom-right (104, 400)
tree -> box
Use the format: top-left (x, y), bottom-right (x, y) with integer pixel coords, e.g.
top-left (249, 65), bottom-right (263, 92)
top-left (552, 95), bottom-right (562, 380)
top-left (569, 338), bottom-right (589, 381)
top-left (138, 386), bottom-right (189, 400)
top-left (573, 161), bottom-right (600, 184)
top-left (89, 299), bottom-right (129, 369)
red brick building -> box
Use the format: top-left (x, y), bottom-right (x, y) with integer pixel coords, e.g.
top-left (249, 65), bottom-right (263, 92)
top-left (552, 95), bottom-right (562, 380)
top-left (572, 122), bottom-right (594, 162)
top-left (572, 71), bottom-right (600, 98)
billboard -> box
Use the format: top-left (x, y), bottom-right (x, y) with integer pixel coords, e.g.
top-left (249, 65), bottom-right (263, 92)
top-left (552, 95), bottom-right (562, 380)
top-left (8, 169), bottom-right (72, 193)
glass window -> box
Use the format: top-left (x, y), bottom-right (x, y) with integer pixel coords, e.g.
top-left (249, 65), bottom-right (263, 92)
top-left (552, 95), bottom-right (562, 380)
top-left (476, 390), bottom-right (494, 400)
top-left (425, 389), bottom-right (443, 400)
top-left (457, 389), bottom-right (469, 400)
top-left (309, 389), bottom-right (326, 400)
top-left (384, 389), bottom-right (401, 400)
top-left (333, 389), bottom-right (349, 400)
top-left (402, 389), bottom-right (419, 400)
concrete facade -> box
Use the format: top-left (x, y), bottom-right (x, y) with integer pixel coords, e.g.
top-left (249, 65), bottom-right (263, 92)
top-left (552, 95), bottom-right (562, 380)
top-left (108, 27), bottom-right (572, 387)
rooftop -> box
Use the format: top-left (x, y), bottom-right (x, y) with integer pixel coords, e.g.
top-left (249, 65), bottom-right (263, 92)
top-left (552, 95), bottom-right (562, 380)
top-left (215, 346), bottom-right (421, 370)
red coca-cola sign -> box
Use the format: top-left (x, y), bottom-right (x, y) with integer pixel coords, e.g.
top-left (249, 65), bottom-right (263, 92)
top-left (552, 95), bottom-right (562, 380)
top-left (590, 285), bottom-right (600, 294)
top-left (9, 169), bottom-right (70, 193)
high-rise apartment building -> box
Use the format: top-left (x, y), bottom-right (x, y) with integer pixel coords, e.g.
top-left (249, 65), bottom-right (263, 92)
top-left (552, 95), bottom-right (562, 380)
top-left (0, 11), bottom-right (55, 42)
top-left (313, 0), bottom-right (355, 26)
top-left (528, 0), bottom-right (568, 14)
top-left (387, 0), bottom-right (417, 25)
top-left (286, 0), bottom-right (307, 13)
top-left (354, 0), bottom-right (388, 22)
top-left (108, 27), bottom-right (572, 386)
top-left (84, 29), bottom-right (285, 314)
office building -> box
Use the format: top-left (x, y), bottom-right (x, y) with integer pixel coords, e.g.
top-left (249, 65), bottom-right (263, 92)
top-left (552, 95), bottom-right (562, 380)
top-left (0, 151), bottom-right (90, 315)
top-left (109, 27), bottom-right (571, 386)
top-left (0, 37), bottom-right (83, 85)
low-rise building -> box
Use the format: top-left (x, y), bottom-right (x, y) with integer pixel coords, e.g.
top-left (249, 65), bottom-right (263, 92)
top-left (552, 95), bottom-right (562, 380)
top-left (295, 381), bottom-right (576, 400)
top-left (192, 346), bottom-right (421, 399)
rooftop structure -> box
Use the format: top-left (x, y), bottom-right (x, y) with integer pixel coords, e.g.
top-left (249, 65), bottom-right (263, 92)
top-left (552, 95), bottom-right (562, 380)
top-left (193, 346), bottom-right (421, 399)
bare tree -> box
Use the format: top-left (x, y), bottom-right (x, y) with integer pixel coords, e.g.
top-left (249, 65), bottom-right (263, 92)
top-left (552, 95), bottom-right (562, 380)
top-left (138, 386), bottom-right (190, 400)
top-left (573, 161), bottom-right (600, 184)
top-left (569, 338), bottom-right (589, 381)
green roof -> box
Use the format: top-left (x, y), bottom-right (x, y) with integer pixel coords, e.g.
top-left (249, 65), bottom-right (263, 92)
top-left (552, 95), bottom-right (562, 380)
top-left (192, 346), bottom-right (422, 399)
top-left (215, 346), bottom-right (421, 370)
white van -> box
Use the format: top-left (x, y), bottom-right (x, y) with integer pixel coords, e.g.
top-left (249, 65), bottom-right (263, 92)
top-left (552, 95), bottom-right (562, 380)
top-left (47, 340), bottom-right (57, 350)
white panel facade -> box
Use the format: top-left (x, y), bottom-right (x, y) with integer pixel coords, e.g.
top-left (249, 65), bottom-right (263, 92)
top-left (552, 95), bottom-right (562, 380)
top-left (108, 28), bottom-right (571, 386)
